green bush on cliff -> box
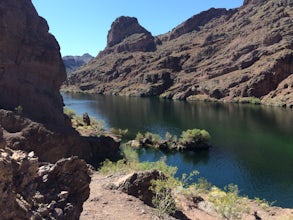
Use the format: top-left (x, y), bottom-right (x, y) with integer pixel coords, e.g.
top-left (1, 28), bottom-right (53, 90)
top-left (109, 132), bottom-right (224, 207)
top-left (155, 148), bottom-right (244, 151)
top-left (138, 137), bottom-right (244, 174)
top-left (14, 105), bottom-right (23, 114)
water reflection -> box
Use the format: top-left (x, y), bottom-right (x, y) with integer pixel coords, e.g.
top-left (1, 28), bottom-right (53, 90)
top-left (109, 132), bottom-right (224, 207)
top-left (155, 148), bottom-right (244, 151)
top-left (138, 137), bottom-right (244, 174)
top-left (62, 93), bottom-right (293, 207)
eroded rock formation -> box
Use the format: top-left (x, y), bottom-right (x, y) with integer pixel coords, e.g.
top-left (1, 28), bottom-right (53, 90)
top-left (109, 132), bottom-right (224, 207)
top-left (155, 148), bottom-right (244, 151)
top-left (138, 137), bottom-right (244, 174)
top-left (67, 0), bottom-right (293, 107)
top-left (0, 109), bottom-right (121, 165)
top-left (98, 16), bottom-right (156, 56)
top-left (0, 148), bottom-right (90, 220)
top-left (0, 0), bottom-right (121, 164)
top-left (0, 0), bottom-right (66, 126)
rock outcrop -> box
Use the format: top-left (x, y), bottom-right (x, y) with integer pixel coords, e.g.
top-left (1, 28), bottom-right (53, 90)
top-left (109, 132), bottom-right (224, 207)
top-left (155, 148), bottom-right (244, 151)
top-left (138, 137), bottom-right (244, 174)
top-left (168, 8), bottom-right (233, 40)
top-left (63, 53), bottom-right (93, 75)
top-left (0, 0), bottom-right (121, 165)
top-left (0, 148), bottom-right (90, 220)
top-left (98, 16), bottom-right (156, 56)
top-left (67, 0), bottom-right (293, 107)
top-left (0, 0), bottom-right (66, 126)
top-left (114, 170), bottom-right (167, 206)
top-left (0, 109), bottom-right (121, 165)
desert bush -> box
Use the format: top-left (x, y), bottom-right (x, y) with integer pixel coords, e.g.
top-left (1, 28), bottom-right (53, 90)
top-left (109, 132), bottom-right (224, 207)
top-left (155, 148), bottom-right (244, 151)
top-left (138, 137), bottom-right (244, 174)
top-left (179, 129), bottom-right (210, 148)
top-left (208, 184), bottom-right (249, 220)
top-left (238, 97), bottom-right (261, 105)
top-left (63, 107), bottom-right (76, 119)
top-left (133, 129), bottom-right (211, 151)
top-left (135, 132), bottom-right (144, 142)
top-left (150, 178), bottom-right (177, 218)
top-left (14, 105), bottom-right (23, 114)
top-left (110, 127), bottom-right (129, 139)
top-left (121, 145), bottom-right (139, 163)
top-left (254, 197), bottom-right (274, 211)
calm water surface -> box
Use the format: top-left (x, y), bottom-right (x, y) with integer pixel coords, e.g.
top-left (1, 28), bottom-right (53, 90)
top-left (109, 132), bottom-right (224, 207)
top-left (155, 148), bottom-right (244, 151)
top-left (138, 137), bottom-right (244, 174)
top-left (63, 93), bottom-right (293, 208)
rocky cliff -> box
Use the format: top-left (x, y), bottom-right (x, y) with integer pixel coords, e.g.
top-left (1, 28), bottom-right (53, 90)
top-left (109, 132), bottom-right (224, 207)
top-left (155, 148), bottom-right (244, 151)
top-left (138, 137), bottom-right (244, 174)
top-left (0, 0), bottom-right (120, 217)
top-left (0, 148), bottom-right (90, 220)
top-left (63, 53), bottom-right (93, 75)
top-left (67, 0), bottom-right (293, 107)
top-left (0, 0), bottom-right (67, 126)
top-left (0, 0), bottom-right (120, 165)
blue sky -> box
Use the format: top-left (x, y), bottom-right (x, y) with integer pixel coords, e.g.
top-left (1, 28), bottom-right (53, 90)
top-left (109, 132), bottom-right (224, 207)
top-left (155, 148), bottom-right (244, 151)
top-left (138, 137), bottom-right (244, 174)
top-left (32, 0), bottom-right (243, 56)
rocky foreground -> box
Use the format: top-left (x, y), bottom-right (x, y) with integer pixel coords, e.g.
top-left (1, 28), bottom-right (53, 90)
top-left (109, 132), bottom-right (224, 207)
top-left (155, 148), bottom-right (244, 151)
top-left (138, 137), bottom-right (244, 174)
top-left (0, 148), bottom-right (90, 220)
top-left (67, 0), bottom-right (293, 107)
top-left (0, 0), bottom-right (120, 218)
top-left (81, 171), bottom-right (293, 220)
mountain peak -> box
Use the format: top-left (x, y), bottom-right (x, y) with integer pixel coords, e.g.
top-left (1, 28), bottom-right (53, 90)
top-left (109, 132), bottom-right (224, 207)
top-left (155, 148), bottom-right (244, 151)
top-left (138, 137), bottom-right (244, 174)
top-left (107, 16), bottom-right (151, 47)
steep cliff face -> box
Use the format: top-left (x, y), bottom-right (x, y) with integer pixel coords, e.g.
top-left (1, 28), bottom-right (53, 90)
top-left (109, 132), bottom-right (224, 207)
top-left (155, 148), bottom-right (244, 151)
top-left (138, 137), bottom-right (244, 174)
top-left (0, 0), bottom-right (66, 126)
top-left (98, 16), bottom-right (156, 57)
top-left (67, 0), bottom-right (293, 107)
top-left (0, 0), bottom-right (121, 164)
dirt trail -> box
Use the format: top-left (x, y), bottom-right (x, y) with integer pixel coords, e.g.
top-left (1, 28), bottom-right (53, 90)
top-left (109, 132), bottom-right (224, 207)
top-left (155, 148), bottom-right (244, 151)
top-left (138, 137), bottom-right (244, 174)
top-left (81, 172), bottom-right (293, 220)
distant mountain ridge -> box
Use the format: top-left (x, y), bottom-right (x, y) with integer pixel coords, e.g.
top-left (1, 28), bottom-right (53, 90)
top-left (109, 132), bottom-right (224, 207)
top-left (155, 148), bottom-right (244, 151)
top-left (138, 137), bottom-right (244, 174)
top-left (66, 0), bottom-right (293, 107)
top-left (63, 53), bottom-right (93, 75)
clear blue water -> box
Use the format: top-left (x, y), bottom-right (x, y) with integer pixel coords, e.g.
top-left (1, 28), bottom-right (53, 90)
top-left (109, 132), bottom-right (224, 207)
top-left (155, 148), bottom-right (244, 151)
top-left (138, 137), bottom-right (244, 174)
top-left (63, 93), bottom-right (293, 208)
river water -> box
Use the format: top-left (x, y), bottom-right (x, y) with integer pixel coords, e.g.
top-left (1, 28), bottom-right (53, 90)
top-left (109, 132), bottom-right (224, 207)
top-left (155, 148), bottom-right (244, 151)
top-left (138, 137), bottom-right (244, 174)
top-left (62, 92), bottom-right (293, 208)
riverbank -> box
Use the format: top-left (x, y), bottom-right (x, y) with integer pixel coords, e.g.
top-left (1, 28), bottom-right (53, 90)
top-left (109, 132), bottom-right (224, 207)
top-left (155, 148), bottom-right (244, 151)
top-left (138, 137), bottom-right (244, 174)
top-left (61, 89), bottom-right (293, 108)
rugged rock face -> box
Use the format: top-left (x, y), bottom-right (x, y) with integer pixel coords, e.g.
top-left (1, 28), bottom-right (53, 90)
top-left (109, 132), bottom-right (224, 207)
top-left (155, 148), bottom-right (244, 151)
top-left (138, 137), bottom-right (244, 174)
top-left (243, 0), bottom-right (268, 5)
top-left (67, 0), bottom-right (293, 107)
top-left (0, 148), bottom-right (90, 220)
top-left (168, 8), bottom-right (233, 40)
top-left (98, 16), bottom-right (156, 56)
top-left (0, 0), bottom-right (121, 165)
top-left (63, 53), bottom-right (93, 75)
top-left (0, 0), bottom-right (67, 126)
top-left (0, 109), bottom-right (121, 165)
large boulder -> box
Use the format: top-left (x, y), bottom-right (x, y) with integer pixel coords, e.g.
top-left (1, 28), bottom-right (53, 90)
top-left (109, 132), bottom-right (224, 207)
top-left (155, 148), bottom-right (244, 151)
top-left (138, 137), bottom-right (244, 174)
top-left (0, 0), bottom-right (66, 126)
top-left (115, 170), bottom-right (167, 206)
top-left (0, 148), bottom-right (90, 220)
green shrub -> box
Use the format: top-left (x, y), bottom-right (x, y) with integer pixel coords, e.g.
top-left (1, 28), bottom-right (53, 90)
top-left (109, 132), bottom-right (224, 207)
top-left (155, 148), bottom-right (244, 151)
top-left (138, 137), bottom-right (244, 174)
top-left (254, 197), bottom-right (274, 211)
top-left (14, 105), bottom-right (23, 114)
top-left (195, 177), bottom-right (212, 193)
top-left (135, 132), bottom-right (144, 142)
top-left (110, 127), bottom-right (129, 139)
top-left (239, 97), bottom-right (261, 105)
top-left (145, 132), bottom-right (162, 144)
top-left (179, 129), bottom-right (210, 146)
top-left (208, 184), bottom-right (249, 220)
top-left (63, 107), bottom-right (76, 119)
top-left (121, 145), bottom-right (139, 163)
top-left (150, 178), bottom-right (177, 218)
